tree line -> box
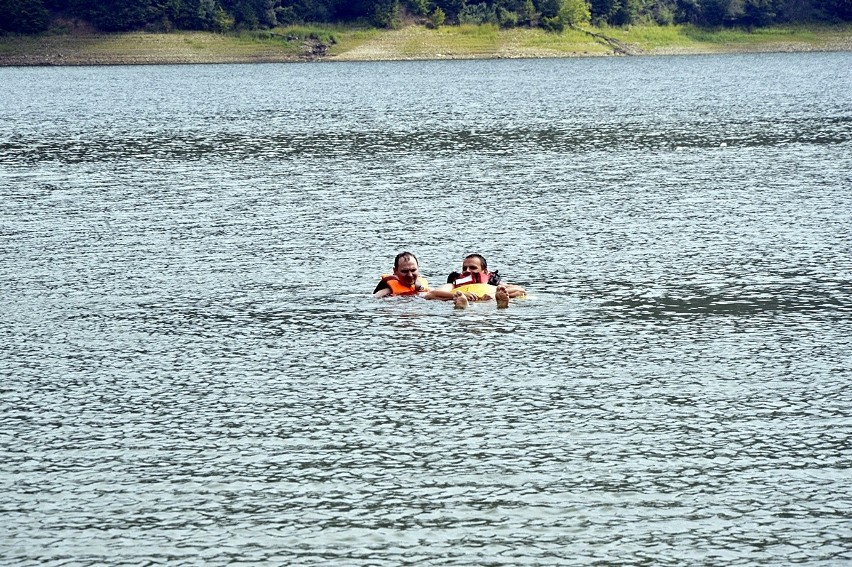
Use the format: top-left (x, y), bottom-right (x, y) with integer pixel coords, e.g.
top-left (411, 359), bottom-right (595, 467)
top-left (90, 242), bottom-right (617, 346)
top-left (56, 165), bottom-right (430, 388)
top-left (2, 0), bottom-right (851, 34)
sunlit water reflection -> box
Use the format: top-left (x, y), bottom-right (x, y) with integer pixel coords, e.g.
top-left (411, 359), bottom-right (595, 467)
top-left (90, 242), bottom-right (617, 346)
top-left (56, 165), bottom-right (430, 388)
top-left (1, 53), bottom-right (851, 564)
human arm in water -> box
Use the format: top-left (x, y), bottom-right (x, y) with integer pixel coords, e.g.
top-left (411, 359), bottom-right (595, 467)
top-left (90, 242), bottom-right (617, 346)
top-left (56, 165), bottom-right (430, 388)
top-left (373, 278), bottom-right (395, 298)
top-left (503, 284), bottom-right (527, 298)
top-left (373, 279), bottom-right (390, 298)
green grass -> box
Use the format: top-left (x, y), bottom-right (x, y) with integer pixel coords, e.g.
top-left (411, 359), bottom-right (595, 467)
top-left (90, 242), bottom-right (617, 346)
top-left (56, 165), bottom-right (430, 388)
top-left (603, 23), bottom-right (852, 53)
top-left (514, 27), bottom-right (609, 54)
top-left (319, 26), bottom-right (382, 55)
top-left (405, 24), bottom-right (501, 55)
top-left (257, 24), bottom-right (383, 56)
top-left (602, 23), bottom-right (693, 49)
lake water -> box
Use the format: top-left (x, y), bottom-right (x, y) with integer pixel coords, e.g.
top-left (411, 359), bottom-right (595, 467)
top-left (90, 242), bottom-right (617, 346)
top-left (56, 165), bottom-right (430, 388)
top-left (1, 52), bottom-right (851, 564)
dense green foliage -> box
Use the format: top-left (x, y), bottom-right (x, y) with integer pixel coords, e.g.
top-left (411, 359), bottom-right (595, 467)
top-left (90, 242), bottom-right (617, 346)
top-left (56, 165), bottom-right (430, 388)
top-left (1, 0), bottom-right (850, 33)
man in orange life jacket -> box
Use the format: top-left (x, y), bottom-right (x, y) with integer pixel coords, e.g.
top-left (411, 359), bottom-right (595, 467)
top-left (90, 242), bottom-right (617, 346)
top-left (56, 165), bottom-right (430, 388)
top-left (425, 253), bottom-right (526, 308)
top-left (373, 251), bottom-right (430, 298)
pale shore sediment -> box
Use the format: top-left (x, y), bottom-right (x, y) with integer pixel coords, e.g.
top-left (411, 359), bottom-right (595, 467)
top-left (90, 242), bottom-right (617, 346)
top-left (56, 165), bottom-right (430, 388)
top-left (1, 27), bottom-right (851, 66)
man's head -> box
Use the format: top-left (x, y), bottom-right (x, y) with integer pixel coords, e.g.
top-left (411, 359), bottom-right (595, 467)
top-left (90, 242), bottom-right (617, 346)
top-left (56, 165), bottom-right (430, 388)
top-left (462, 254), bottom-right (488, 274)
top-left (393, 251), bottom-right (420, 287)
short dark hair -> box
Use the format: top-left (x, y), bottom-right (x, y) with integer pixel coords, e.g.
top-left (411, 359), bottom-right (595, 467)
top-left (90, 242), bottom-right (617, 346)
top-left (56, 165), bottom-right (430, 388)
top-left (394, 251), bottom-right (418, 268)
top-left (464, 253), bottom-right (487, 271)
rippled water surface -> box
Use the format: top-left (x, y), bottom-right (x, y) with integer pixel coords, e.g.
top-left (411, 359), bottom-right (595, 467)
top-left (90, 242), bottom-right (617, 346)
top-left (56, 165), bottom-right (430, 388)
top-left (1, 53), bottom-right (851, 564)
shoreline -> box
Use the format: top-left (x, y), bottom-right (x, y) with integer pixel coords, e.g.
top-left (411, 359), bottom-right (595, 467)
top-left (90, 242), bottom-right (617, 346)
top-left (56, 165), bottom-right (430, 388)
top-left (2, 24), bottom-right (851, 66)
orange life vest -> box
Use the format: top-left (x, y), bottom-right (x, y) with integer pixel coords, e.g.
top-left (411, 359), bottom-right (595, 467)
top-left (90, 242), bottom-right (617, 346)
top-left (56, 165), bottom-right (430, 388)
top-left (378, 274), bottom-right (429, 296)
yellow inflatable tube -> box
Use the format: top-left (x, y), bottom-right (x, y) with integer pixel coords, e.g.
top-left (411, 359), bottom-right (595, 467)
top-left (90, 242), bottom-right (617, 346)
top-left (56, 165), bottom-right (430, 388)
top-left (452, 283), bottom-right (495, 299)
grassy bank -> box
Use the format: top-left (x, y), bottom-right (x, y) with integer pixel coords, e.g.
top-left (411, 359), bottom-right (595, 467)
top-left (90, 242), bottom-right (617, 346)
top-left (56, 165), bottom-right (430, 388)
top-left (1, 22), bottom-right (850, 66)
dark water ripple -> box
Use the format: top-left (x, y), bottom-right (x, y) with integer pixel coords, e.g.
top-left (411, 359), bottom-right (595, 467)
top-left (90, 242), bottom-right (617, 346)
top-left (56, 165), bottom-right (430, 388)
top-left (2, 53), bottom-right (852, 565)
top-left (0, 110), bottom-right (852, 164)
top-left (2, 119), bottom-right (851, 164)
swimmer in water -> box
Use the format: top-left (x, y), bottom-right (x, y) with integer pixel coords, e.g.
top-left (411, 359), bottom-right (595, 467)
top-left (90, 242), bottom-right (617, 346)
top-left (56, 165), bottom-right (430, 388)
top-left (425, 254), bottom-right (525, 309)
top-left (373, 251), bottom-right (430, 298)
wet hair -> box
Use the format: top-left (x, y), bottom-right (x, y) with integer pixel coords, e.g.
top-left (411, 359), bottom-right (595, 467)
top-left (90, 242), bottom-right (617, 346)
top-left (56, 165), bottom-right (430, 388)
top-left (394, 251), bottom-right (418, 268)
top-left (463, 253), bottom-right (487, 271)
